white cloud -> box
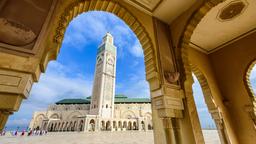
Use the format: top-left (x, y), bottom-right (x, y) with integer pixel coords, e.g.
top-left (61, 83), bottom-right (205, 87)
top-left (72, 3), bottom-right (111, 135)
top-left (62, 11), bottom-right (142, 59)
top-left (129, 40), bottom-right (143, 58)
top-left (30, 61), bottom-right (93, 104)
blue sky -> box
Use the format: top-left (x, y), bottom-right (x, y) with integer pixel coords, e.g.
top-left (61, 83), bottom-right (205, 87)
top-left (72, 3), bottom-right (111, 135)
top-left (5, 11), bottom-right (256, 131)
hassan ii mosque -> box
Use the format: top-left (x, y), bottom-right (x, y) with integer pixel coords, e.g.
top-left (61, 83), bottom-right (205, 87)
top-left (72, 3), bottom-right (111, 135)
top-left (29, 33), bottom-right (153, 132)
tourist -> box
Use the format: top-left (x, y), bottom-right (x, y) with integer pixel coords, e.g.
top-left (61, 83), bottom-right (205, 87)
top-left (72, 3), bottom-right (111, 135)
top-left (21, 130), bottom-right (25, 136)
top-left (27, 129), bottom-right (32, 136)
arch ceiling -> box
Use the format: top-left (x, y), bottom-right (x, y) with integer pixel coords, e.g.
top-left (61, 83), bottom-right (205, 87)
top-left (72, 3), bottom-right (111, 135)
top-left (190, 0), bottom-right (256, 54)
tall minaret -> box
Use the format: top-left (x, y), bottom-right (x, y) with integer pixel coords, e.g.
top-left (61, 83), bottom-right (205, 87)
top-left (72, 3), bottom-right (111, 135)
top-left (90, 32), bottom-right (116, 118)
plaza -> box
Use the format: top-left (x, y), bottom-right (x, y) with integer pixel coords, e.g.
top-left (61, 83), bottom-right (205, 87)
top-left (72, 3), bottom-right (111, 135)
top-left (0, 130), bottom-right (221, 144)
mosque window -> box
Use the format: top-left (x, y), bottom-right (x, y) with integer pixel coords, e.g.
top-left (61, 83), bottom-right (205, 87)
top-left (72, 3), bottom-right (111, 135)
top-left (106, 104), bottom-right (108, 108)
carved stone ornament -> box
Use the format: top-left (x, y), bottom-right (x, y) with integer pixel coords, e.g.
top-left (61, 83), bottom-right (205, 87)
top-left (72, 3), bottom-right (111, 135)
top-left (218, 0), bottom-right (247, 21)
top-left (0, 18), bottom-right (36, 46)
top-left (164, 71), bottom-right (180, 83)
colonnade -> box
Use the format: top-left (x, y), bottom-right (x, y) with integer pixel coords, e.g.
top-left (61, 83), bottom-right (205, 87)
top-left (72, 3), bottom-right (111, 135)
top-left (46, 119), bottom-right (84, 132)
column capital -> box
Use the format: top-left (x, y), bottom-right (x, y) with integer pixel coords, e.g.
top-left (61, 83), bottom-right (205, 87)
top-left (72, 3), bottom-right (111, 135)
top-left (151, 84), bottom-right (185, 118)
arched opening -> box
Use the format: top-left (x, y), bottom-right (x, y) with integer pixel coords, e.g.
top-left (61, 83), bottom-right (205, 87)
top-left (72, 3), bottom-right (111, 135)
top-left (148, 124), bottom-right (153, 130)
top-left (113, 121), bottom-right (117, 131)
top-left (89, 119), bottom-right (95, 131)
top-left (141, 121), bottom-right (145, 130)
top-left (123, 121), bottom-right (127, 130)
top-left (128, 121), bottom-right (132, 130)
top-left (106, 121), bottom-right (111, 131)
top-left (73, 121), bottom-right (77, 131)
top-left (192, 73), bottom-right (221, 143)
top-left (53, 123), bottom-right (57, 131)
top-left (245, 60), bottom-right (256, 127)
top-left (49, 123), bottom-right (54, 132)
top-left (101, 121), bottom-right (106, 130)
top-left (118, 121), bottom-right (122, 130)
top-left (133, 121), bottom-right (137, 130)
top-left (79, 120), bottom-right (84, 132)
top-left (69, 121), bottom-right (73, 131)
top-left (5, 3), bottom-right (154, 142)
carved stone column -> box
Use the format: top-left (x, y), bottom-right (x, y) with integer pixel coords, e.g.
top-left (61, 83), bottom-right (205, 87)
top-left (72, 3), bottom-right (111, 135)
top-left (148, 18), bottom-right (197, 144)
top-left (150, 84), bottom-right (184, 144)
top-left (0, 68), bottom-right (33, 131)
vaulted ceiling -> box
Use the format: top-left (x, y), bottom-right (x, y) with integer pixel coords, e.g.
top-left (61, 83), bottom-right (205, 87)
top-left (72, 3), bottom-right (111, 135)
top-left (189, 0), bottom-right (256, 54)
top-left (125, 0), bottom-right (256, 54)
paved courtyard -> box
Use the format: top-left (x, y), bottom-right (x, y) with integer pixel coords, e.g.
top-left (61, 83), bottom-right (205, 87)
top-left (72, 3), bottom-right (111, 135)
top-left (0, 130), bottom-right (220, 144)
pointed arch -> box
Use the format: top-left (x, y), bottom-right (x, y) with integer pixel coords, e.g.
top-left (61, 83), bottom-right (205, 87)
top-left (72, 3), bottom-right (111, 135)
top-left (178, 1), bottom-right (227, 143)
top-left (191, 64), bottom-right (230, 144)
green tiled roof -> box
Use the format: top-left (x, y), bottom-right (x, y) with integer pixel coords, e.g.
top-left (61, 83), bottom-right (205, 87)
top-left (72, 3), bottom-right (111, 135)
top-left (114, 94), bottom-right (127, 98)
top-left (114, 98), bottom-right (150, 103)
top-left (56, 99), bottom-right (90, 104)
top-left (56, 94), bottom-right (150, 105)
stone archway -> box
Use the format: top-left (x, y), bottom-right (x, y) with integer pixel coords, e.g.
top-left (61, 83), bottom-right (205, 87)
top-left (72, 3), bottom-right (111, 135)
top-left (133, 121), bottom-right (137, 130)
top-left (123, 121), bottom-right (127, 130)
top-left (118, 121), bottom-right (122, 130)
top-left (141, 121), bottom-right (145, 130)
top-left (33, 114), bottom-right (47, 130)
top-left (128, 121), bottom-right (132, 130)
top-left (37, 0), bottom-right (161, 140)
top-left (79, 120), bottom-right (84, 131)
top-left (113, 121), bottom-right (117, 131)
top-left (106, 121), bottom-right (111, 131)
top-left (42, 0), bottom-right (158, 82)
top-left (89, 119), bottom-right (95, 131)
top-left (101, 121), bottom-right (106, 130)
top-left (191, 64), bottom-right (230, 144)
top-left (178, 1), bottom-right (228, 144)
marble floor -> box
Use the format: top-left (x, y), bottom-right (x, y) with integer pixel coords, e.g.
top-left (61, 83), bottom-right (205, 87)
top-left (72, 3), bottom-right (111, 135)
top-left (0, 130), bottom-right (220, 144)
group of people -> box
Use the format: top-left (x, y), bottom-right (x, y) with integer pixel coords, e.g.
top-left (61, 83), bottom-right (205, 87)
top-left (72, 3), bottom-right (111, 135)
top-left (0, 128), bottom-right (48, 136)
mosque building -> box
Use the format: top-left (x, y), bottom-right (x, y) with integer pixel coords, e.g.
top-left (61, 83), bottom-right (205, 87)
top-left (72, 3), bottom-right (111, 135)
top-left (29, 33), bottom-right (153, 132)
